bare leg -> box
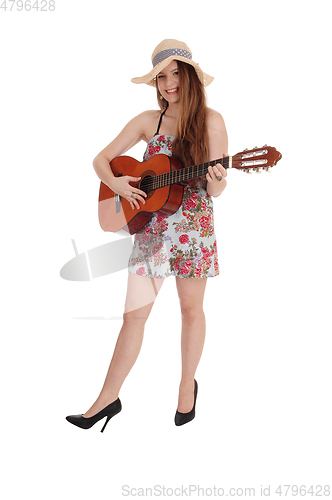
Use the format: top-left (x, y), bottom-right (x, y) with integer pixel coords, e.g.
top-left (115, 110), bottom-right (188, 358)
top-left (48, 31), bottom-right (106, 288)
top-left (83, 273), bottom-right (164, 417)
top-left (175, 276), bottom-right (207, 413)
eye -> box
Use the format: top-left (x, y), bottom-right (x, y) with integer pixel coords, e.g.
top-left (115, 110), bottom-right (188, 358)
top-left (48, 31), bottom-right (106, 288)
top-left (174, 71), bottom-right (179, 76)
top-left (157, 74), bottom-right (165, 79)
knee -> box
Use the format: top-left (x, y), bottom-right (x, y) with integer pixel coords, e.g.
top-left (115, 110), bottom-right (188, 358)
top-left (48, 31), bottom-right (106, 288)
top-left (180, 303), bottom-right (204, 322)
top-left (123, 302), bottom-right (153, 325)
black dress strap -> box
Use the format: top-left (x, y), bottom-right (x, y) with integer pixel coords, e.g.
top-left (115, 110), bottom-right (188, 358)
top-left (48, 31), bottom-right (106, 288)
top-left (154, 108), bottom-right (167, 136)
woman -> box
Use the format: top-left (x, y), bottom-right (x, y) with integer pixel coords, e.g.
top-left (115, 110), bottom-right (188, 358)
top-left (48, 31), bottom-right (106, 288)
top-left (66, 39), bottom-right (228, 432)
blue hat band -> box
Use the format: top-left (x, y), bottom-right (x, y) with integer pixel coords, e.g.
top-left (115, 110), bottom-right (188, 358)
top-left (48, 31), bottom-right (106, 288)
top-left (152, 48), bottom-right (192, 68)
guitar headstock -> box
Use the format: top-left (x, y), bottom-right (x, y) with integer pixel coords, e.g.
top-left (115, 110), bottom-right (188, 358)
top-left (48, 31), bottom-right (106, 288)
top-left (232, 146), bottom-right (282, 173)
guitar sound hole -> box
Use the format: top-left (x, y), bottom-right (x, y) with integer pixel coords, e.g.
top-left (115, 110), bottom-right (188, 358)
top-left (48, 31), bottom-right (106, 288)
top-left (139, 175), bottom-right (154, 198)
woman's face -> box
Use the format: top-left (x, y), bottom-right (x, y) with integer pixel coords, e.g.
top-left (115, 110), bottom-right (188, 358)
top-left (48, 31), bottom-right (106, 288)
top-left (157, 60), bottom-right (180, 104)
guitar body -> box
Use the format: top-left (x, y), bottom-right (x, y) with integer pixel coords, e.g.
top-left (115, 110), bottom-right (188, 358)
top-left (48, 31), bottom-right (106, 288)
top-left (98, 154), bottom-right (185, 234)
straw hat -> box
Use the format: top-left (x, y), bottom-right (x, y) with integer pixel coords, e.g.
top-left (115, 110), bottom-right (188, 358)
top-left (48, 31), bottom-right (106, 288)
top-left (131, 39), bottom-right (214, 87)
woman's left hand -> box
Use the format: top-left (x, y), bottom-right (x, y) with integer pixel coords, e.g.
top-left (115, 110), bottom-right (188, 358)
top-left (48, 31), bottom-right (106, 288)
top-left (206, 153), bottom-right (228, 184)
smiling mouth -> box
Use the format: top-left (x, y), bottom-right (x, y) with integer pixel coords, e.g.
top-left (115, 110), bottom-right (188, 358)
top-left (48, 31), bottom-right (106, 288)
top-left (166, 88), bottom-right (179, 94)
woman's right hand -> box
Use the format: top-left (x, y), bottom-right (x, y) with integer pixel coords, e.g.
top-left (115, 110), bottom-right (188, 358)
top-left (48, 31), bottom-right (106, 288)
top-left (110, 176), bottom-right (147, 210)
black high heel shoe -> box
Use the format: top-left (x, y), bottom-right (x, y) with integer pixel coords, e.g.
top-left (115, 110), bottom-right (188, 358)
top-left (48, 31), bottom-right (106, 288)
top-left (174, 379), bottom-right (198, 426)
top-left (66, 398), bottom-right (122, 433)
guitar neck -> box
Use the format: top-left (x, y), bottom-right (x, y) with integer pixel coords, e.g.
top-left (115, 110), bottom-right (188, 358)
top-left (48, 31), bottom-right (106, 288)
top-left (154, 156), bottom-right (231, 189)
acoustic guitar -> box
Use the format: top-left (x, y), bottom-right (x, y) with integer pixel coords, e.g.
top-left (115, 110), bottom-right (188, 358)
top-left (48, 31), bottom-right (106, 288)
top-left (98, 145), bottom-right (282, 235)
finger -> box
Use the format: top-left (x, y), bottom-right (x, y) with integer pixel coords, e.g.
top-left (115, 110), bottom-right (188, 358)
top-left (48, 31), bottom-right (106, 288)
top-left (130, 191), bottom-right (145, 206)
top-left (135, 190), bottom-right (147, 202)
top-left (129, 198), bottom-right (139, 210)
top-left (217, 166), bottom-right (227, 177)
top-left (128, 197), bottom-right (136, 210)
top-left (128, 176), bottom-right (147, 199)
top-left (127, 175), bottom-right (145, 192)
top-left (208, 165), bottom-right (216, 179)
top-left (213, 165), bottom-right (222, 180)
top-left (133, 193), bottom-right (140, 210)
top-left (214, 163), bottom-right (226, 178)
top-left (131, 185), bottom-right (147, 198)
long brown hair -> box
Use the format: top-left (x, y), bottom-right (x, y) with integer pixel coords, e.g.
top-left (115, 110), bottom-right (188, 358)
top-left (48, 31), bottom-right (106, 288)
top-left (156, 60), bottom-right (209, 187)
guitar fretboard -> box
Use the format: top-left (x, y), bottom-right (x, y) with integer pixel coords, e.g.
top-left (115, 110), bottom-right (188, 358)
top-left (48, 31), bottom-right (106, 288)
top-left (151, 156), bottom-right (230, 190)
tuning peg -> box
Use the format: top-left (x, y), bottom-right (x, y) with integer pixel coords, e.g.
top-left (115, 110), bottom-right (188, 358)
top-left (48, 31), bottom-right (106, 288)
top-left (253, 146), bottom-right (258, 149)
top-left (244, 168), bottom-right (252, 174)
top-left (254, 168), bottom-right (262, 174)
top-left (243, 148), bottom-right (248, 151)
top-left (263, 144), bottom-right (267, 147)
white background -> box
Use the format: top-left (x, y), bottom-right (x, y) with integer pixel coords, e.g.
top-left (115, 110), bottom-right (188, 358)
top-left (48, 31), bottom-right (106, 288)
top-left (1, 0), bottom-right (331, 498)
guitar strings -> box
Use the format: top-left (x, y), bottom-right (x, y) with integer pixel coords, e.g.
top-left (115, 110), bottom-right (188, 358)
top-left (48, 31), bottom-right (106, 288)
top-left (137, 157), bottom-right (229, 192)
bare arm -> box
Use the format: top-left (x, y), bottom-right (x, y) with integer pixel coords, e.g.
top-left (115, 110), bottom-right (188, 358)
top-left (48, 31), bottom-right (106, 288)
top-left (206, 109), bottom-right (228, 197)
top-left (92, 111), bottom-right (154, 209)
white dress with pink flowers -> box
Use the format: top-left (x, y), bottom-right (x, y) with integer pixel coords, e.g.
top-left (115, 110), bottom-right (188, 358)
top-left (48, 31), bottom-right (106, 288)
top-left (127, 134), bottom-right (219, 279)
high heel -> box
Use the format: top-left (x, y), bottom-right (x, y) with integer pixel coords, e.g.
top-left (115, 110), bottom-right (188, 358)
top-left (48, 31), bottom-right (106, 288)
top-left (66, 398), bottom-right (122, 432)
top-left (174, 379), bottom-right (198, 426)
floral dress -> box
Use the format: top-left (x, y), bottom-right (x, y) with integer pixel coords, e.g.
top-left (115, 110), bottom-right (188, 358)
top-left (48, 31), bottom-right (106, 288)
top-left (127, 134), bottom-right (220, 279)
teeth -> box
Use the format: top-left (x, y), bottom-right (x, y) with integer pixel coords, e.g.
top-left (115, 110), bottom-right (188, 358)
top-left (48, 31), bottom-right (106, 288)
top-left (166, 88), bottom-right (178, 93)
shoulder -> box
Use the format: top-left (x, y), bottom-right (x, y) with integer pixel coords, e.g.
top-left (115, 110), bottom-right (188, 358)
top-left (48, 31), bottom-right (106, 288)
top-left (130, 109), bottom-right (161, 126)
top-left (116, 109), bottom-right (162, 142)
top-left (127, 110), bottom-right (161, 139)
top-left (206, 107), bottom-right (226, 131)
top-left (205, 107), bottom-right (228, 156)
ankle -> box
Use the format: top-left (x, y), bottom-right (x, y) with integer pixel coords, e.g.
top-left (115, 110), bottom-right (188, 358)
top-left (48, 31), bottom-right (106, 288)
top-left (179, 378), bottom-right (195, 390)
top-left (98, 392), bottom-right (119, 406)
